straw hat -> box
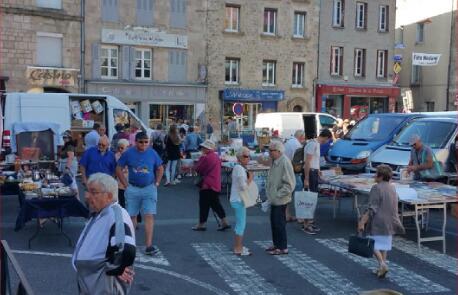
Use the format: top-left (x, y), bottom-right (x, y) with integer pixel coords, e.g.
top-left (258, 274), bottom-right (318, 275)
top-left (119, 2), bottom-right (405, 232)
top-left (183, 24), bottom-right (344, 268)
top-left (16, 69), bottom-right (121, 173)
top-left (200, 139), bottom-right (216, 150)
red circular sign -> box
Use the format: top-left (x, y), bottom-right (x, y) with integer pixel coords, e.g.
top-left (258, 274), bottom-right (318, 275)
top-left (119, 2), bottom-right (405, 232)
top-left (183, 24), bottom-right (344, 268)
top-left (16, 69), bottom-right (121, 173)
top-left (232, 103), bottom-right (243, 116)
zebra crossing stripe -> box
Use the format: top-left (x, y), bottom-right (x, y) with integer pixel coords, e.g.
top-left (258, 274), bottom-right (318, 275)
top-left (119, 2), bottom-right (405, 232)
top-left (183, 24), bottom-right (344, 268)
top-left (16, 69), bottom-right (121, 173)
top-left (136, 247), bottom-right (170, 266)
top-left (316, 238), bottom-right (450, 294)
top-left (192, 243), bottom-right (280, 295)
top-left (393, 237), bottom-right (457, 275)
top-left (254, 241), bottom-right (362, 295)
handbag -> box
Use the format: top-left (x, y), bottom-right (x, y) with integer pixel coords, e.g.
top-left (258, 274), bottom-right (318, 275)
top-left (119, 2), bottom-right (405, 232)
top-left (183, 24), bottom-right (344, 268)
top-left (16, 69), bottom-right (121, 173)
top-left (294, 189), bottom-right (318, 219)
top-left (239, 181), bottom-right (259, 208)
top-left (348, 233), bottom-right (375, 258)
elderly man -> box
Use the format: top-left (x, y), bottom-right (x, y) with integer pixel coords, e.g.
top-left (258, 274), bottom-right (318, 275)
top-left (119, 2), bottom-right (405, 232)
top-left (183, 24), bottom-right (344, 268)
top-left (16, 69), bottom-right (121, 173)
top-left (284, 130), bottom-right (305, 222)
top-left (84, 123), bottom-right (106, 150)
top-left (407, 134), bottom-right (442, 181)
top-left (265, 141), bottom-right (296, 255)
top-left (117, 132), bottom-right (164, 256)
top-left (72, 173), bottom-right (136, 294)
top-left (80, 135), bottom-right (117, 187)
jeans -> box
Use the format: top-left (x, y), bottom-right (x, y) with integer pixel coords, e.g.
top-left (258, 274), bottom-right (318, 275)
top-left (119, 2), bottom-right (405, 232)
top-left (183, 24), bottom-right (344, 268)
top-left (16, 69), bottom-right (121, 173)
top-left (270, 204), bottom-right (287, 250)
top-left (165, 160), bottom-right (178, 183)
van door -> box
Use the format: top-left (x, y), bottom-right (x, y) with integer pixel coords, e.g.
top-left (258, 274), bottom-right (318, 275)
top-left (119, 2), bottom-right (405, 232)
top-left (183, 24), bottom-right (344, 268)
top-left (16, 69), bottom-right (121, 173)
top-left (303, 115), bottom-right (317, 138)
top-left (18, 94), bottom-right (70, 131)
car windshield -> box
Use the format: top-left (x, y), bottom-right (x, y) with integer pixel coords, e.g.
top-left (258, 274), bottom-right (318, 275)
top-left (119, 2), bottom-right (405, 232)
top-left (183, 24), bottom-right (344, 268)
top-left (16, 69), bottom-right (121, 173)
top-left (392, 121), bottom-right (456, 148)
top-left (344, 116), bottom-right (405, 141)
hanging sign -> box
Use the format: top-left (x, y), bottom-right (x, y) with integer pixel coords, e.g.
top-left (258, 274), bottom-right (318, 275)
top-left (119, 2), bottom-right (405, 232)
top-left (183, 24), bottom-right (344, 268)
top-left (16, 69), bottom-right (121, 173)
top-left (412, 52), bottom-right (441, 66)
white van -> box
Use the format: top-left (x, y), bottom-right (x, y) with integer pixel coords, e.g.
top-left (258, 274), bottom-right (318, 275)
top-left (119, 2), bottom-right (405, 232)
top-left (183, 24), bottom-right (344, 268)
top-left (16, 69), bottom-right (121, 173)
top-left (1, 93), bottom-right (151, 159)
top-left (255, 112), bottom-right (337, 140)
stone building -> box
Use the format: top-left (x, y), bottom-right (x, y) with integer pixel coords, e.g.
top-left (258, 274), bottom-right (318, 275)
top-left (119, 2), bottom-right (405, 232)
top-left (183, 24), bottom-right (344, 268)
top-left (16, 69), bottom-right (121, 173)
top-left (316, 0), bottom-right (399, 120)
top-left (0, 0), bottom-right (82, 93)
top-left (84, 0), bottom-right (207, 128)
top-left (205, 0), bottom-right (320, 135)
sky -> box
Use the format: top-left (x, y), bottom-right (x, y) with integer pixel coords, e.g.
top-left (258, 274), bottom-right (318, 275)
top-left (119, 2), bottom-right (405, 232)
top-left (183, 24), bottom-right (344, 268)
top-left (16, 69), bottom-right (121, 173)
top-left (396, 0), bottom-right (456, 28)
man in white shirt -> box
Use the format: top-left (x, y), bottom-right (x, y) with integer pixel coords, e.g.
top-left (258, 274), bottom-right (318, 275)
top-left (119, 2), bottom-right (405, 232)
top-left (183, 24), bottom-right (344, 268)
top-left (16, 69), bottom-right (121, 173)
top-left (284, 130), bottom-right (305, 222)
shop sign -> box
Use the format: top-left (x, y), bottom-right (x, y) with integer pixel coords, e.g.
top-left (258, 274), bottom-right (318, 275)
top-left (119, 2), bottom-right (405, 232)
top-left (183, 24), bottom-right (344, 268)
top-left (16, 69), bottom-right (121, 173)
top-left (223, 89), bottom-right (284, 101)
top-left (27, 66), bottom-right (79, 87)
top-left (412, 52), bottom-right (441, 66)
top-left (102, 28), bottom-right (188, 49)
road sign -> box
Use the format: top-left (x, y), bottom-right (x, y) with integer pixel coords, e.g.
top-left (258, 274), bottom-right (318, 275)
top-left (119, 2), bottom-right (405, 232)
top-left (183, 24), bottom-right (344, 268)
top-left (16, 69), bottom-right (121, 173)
top-left (393, 63), bottom-right (402, 74)
top-left (392, 73), bottom-right (400, 85)
top-left (232, 103), bottom-right (244, 116)
top-left (393, 54), bottom-right (403, 62)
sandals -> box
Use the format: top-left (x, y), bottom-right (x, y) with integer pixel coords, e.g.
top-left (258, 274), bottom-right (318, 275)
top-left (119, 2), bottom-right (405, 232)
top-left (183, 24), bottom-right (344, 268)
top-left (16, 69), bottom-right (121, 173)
top-left (234, 247), bottom-right (252, 256)
top-left (377, 265), bottom-right (389, 279)
top-left (191, 226), bottom-right (207, 231)
top-left (268, 249), bottom-right (289, 255)
top-left (217, 224), bottom-right (231, 231)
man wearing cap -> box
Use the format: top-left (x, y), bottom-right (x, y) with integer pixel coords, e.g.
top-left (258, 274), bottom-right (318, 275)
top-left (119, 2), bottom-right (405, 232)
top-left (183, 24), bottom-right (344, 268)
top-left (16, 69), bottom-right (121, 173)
top-left (116, 132), bottom-right (164, 255)
top-left (407, 135), bottom-right (440, 181)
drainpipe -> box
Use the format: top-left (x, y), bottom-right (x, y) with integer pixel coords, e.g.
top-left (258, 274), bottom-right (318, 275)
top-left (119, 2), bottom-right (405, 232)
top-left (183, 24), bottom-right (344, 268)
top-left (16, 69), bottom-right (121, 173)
top-left (80, 0), bottom-right (85, 93)
top-left (312, 0), bottom-right (322, 113)
top-left (445, 0), bottom-right (455, 111)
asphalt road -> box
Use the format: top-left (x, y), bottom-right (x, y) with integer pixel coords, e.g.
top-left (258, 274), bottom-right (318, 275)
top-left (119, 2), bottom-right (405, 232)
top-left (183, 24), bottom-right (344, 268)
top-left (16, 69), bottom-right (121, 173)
top-left (2, 177), bottom-right (457, 295)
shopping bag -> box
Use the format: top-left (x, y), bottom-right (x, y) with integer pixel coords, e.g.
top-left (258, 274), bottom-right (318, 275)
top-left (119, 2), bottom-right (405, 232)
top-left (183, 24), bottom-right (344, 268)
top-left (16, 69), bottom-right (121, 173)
top-left (348, 234), bottom-right (375, 258)
top-left (239, 181), bottom-right (259, 208)
top-left (294, 190), bottom-right (318, 219)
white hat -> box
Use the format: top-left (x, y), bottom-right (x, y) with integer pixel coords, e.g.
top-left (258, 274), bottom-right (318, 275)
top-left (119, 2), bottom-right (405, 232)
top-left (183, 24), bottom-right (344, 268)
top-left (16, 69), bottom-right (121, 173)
top-left (200, 139), bottom-right (216, 150)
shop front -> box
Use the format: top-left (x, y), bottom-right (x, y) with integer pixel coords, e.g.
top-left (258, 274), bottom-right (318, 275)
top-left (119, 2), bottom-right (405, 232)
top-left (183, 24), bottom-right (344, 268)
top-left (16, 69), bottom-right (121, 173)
top-left (220, 88), bottom-right (284, 132)
top-left (26, 66), bottom-right (79, 93)
top-left (87, 81), bottom-right (207, 129)
top-left (316, 84), bottom-right (400, 120)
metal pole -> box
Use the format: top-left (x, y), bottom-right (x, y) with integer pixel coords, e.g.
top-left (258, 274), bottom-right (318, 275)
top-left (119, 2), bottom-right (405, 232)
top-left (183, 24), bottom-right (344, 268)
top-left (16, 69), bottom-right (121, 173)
top-left (445, 0), bottom-right (455, 111)
top-left (80, 0), bottom-right (86, 93)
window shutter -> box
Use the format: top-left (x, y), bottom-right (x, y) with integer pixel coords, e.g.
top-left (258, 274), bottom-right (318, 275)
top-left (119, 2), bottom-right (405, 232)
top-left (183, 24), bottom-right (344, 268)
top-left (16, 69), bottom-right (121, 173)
top-left (168, 50), bottom-right (177, 81)
top-left (92, 43), bottom-right (101, 79)
top-left (364, 3), bottom-right (367, 29)
top-left (170, 0), bottom-right (186, 28)
top-left (129, 47), bottom-right (136, 80)
top-left (180, 51), bottom-right (187, 81)
top-left (121, 46), bottom-right (130, 80)
top-left (384, 50), bottom-right (388, 78)
top-left (341, 0), bottom-right (345, 27)
top-left (339, 48), bottom-right (343, 76)
top-left (362, 49), bottom-right (366, 77)
top-left (385, 6), bottom-right (389, 31)
top-left (137, 0), bottom-right (154, 26)
top-left (329, 47), bottom-right (333, 75)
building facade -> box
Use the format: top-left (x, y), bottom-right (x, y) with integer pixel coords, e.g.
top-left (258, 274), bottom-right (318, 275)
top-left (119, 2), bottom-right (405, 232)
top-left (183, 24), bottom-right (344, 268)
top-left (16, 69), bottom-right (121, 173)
top-left (205, 0), bottom-right (320, 135)
top-left (316, 0), bottom-right (399, 120)
top-left (395, 0), bottom-right (456, 112)
top-left (84, 0), bottom-right (207, 128)
top-left (0, 0), bottom-right (82, 93)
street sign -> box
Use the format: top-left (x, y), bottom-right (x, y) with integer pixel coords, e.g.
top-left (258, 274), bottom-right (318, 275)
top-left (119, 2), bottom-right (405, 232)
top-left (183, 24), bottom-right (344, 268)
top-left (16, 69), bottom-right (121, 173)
top-left (232, 103), bottom-right (244, 116)
top-left (393, 63), bottom-right (402, 74)
top-left (393, 54), bottom-right (403, 62)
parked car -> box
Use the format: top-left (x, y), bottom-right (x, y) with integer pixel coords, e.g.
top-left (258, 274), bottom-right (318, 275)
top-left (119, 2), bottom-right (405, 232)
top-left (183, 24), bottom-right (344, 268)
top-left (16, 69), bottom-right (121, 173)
top-left (367, 117), bottom-right (458, 178)
top-left (326, 112), bottom-right (458, 172)
top-left (255, 112), bottom-right (337, 140)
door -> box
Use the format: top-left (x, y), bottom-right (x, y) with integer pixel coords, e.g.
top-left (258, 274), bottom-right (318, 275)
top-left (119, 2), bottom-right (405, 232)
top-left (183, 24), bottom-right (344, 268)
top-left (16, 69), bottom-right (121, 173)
top-left (303, 115), bottom-right (316, 139)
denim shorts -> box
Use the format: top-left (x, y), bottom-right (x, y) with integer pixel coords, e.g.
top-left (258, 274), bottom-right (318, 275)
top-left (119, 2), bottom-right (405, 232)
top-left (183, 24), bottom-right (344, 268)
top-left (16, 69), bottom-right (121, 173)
top-left (125, 184), bottom-right (157, 216)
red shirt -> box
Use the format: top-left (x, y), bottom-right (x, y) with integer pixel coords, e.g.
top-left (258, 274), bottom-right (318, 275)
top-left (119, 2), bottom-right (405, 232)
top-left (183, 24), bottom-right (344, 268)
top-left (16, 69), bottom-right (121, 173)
top-left (195, 151), bottom-right (221, 192)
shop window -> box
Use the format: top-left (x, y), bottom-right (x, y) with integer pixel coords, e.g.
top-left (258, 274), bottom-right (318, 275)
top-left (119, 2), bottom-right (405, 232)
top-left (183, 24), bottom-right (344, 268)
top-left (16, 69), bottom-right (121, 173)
top-left (36, 0), bottom-right (61, 9)
top-left (330, 46), bottom-right (343, 76)
top-left (355, 2), bottom-right (367, 30)
top-left (225, 58), bottom-right (239, 85)
top-left (223, 102), bottom-right (262, 131)
top-left (292, 62), bottom-right (304, 87)
top-left (324, 95), bottom-right (343, 118)
top-left (170, 0), bottom-right (187, 28)
top-left (135, 48), bottom-right (152, 80)
top-left (101, 45), bottom-right (118, 79)
top-left (332, 0), bottom-right (344, 28)
top-left (136, 0), bottom-right (154, 26)
top-left (225, 5), bottom-right (240, 32)
top-left (17, 130), bottom-right (54, 160)
top-left (262, 60), bottom-right (276, 86)
top-left (36, 33), bottom-right (62, 67)
top-left (148, 104), bottom-right (194, 128)
top-left (102, 0), bottom-right (119, 22)
top-left (416, 23), bottom-right (424, 43)
top-left (293, 11), bottom-right (306, 38)
top-left (376, 50), bottom-right (387, 79)
top-left (354, 48), bottom-right (366, 77)
top-left (379, 5), bottom-right (389, 32)
top-left (263, 8), bottom-right (277, 35)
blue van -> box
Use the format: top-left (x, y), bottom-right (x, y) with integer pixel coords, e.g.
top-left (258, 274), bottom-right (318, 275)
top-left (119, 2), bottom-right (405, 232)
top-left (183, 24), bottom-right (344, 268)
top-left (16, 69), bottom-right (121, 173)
top-left (326, 113), bottom-right (426, 172)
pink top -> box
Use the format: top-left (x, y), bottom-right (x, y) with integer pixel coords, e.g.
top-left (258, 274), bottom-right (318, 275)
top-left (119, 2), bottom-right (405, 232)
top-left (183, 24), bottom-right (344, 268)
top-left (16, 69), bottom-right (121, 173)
top-left (195, 151), bottom-right (221, 192)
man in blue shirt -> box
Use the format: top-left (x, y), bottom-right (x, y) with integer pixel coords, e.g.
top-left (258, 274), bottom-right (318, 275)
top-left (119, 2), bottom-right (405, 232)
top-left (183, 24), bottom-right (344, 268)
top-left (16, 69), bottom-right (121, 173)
top-left (80, 135), bottom-right (117, 186)
top-left (184, 126), bottom-right (203, 158)
top-left (84, 123), bottom-right (106, 150)
top-left (116, 132), bottom-right (164, 256)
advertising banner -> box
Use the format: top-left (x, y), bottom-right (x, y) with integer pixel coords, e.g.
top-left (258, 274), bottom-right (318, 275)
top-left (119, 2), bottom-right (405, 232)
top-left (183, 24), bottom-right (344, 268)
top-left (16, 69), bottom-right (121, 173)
top-left (412, 53), bottom-right (441, 66)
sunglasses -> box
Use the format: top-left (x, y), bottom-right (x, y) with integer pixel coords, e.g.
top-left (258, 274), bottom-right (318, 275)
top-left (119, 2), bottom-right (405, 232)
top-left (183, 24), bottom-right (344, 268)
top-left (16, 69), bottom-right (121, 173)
top-left (242, 155), bottom-right (250, 158)
top-left (269, 149), bottom-right (278, 152)
top-left (137, 140), bottom-right (149, 144)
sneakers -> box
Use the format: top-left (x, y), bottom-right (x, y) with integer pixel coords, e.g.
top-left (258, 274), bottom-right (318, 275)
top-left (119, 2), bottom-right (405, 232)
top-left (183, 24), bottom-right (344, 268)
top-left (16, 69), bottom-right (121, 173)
top-left (163, 182), bottom-right (171, 187)
top-left (303, 225), bottom-right (317, 235)
top-left (234, 247), bottom-right (252, 256)
top-left (177, 174), bottom-right (183, 179)
top-left (145, 246), bottom-right (159, 256)
top-left (174, 179), bottom-right (181, 184)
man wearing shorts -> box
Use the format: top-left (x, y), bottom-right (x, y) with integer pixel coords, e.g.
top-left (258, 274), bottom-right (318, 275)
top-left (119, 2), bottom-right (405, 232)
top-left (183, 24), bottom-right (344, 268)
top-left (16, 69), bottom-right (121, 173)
top-left (117, 132), bottom-right (164, 255)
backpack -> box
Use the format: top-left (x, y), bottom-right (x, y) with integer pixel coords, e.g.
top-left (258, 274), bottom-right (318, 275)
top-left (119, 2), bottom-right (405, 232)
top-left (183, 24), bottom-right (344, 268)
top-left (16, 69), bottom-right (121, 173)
top-left (292, 143), bottom-right (306, 173)
top-left (152, 134), bottom-right (164, 155)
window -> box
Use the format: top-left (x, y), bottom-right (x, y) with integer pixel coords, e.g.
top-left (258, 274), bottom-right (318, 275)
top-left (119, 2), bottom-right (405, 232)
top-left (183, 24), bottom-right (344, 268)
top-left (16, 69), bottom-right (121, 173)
top-left (293, 12), bottom-right (306, 37)
top-left (416, 23), bottom-right (424, 43)
top-left (355, 2), bottom-right (367, 29)
top-left (425, 102), bottom-right (435, 112)
top-left (379, 5), bottom-right (389, 32)
top-left (292, 62), bottom-right (304, 87)
top-left (411, 65), bottom-right (421, 84)
top-left (225, 58), bottom-right (239, 84)
top-left (136, 0), bottom-right (154, 26)
top-left (263, 8), bottom-right (277, 35)
top-left (224, 5), bottom-right (240, 32)
top-left (36, 0), bottom-right (61, 9)
top-left (170, 0), bottom-right (187, 28)
top-left (36, 33), bottom-right (62, 67)
top-left (262, 60), bottom-right (276, 86)
top-left (354, 48), bottom-right (366, 77)
top-left (332, 0), bottom-right (344, 27)
top-left (330, 46), bottom-right (343, 76)
top-left (135, 48), bottom-right (152, 79)
top-left (101, 46), bottom-right (118, 79)
top-left (376, 50), bottom-right (387, 78)
top-left (102, 0), bottom-right (119, 22)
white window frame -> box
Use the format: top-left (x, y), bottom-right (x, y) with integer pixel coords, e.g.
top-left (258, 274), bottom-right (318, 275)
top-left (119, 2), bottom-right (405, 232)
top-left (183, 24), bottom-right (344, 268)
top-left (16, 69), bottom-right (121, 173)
top-left (332, 0), bottom-right (344, 27)
top-left (225, 58), bottom-right (239, 85)
top-left (101, 45), bottom-right (118, 79)
top-left (356, 2), bottom-right (366, 29)
top-left (263, 8), bottom-right (277, 35)
top-left (376, 50), bottom-right (387, 78)
top-left (292, 62), bottom-right (304, 88)
top-left (293, 12), bottom-right (306, 38)
top-left (416, 23), bottom-right (424, 43)
top-left (331, 46), bottom-right (343, 76)
top-left (379, 5), bottom-right (388, 32)
top-left (135, 48), bottom-right (152, 80)
top-left (354, 48), bottom-right (365, 77)
top-left (262, 60), bottom-right (276, 86)
top-left (224, 5), bottom-right (240, 32)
